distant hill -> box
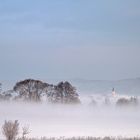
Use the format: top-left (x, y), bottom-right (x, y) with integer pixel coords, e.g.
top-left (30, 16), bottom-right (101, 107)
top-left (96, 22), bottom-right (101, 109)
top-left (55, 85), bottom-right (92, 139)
top-left (70, 78), bottom-right (140, 95)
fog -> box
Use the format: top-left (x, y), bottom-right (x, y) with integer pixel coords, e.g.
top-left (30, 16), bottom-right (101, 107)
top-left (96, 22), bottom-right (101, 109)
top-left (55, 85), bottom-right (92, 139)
top-left (0, 97), bottom-right (140, 138)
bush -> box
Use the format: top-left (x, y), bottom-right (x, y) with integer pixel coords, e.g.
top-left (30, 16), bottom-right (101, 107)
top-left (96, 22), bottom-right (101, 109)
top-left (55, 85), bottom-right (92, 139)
top-left (2, 120), bottom-right (19, 140)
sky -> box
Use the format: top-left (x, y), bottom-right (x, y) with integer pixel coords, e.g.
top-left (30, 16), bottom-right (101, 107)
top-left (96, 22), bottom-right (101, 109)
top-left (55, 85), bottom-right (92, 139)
top-left (0, 0), bottom-right (140, 81)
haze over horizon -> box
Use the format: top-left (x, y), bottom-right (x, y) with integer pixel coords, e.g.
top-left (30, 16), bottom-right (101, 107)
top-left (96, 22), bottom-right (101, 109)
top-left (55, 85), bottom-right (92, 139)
top-left (0, 0), bottom-right (140, 81)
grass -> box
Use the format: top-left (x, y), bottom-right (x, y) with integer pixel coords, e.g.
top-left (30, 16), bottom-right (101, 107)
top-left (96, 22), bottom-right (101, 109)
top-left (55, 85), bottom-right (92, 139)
top-left (17, 136), bottom-right (140, 140)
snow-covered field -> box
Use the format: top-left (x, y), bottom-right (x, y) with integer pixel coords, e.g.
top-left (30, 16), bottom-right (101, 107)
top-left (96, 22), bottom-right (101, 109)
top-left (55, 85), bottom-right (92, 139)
top-left (0, 94), bottom-right (140, 138)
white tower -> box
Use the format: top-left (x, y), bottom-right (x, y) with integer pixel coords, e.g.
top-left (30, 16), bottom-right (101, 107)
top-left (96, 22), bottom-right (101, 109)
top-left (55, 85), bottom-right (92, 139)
top-left (112, 88), bottom-right (116, 97)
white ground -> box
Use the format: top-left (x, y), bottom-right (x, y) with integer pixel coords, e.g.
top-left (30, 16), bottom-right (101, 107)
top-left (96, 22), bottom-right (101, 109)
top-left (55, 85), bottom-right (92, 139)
top-left (0, 97), bottom-right (140, 138)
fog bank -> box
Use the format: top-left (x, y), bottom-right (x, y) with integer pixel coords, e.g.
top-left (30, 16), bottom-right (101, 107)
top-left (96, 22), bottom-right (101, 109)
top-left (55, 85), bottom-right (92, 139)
top-left (0, 101), bottom-right (140, 138)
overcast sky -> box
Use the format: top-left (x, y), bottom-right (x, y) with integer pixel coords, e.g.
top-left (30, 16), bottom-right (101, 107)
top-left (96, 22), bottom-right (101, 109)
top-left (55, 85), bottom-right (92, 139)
top-left (0, 0), bottom-right (140, 81)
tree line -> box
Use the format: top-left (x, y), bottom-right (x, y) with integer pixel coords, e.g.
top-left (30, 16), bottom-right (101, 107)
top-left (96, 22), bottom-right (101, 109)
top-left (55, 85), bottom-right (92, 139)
top-left (0, 79), bottom-right (80, 104)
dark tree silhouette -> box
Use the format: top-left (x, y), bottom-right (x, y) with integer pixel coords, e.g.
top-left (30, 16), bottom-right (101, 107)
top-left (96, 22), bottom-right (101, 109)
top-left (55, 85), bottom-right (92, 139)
top-left (62, 81), bottom-right (80, 103)
top-left (13, 79), bottom-right (49, 102)
top-left (3, 79), bottom-right (81, 103)
top-left (116, 97), bottom-right (139, 106)
top-left (47, 81), bottom-right (80, 104)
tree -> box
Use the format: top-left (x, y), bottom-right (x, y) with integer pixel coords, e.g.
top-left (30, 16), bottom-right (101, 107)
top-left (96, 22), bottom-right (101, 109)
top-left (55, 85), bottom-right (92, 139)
top-left (21, 126), bottom-right (30, 140)
top-left (104, 97), bottom-right (110, 106)
top-left (116, 97), bottom-right (139, 107)
top-left (1, 90), bottom-right (14, 101)
top-left (12, 79), bottom-right (80, 103)
top-left (47, 81), bottom-right (80, 104)
top-left (13, 79), bottom-right (49, 102)
top-left (62, 81), bottom-right (80, 103)
top-left (130, 97), bottom-right (139, 106)
top-left (89, 97), bottom-right (97, 106)
top-left (116, 98), bottom-right (130, 106)
top-left (2, 120), bottom-right (19, 140)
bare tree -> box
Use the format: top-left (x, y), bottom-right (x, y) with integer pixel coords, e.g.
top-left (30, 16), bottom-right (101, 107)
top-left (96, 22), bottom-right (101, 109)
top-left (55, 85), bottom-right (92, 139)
top-left (62, 81), bottom-right (80, 104)
top-left (48, 81), bottom-right (80, 104)
top-left (116, 97), bottom-right (139, 107)
top-left (2, 120), bottom-right (19, 140)
top-left (13, 79), bottom-right (49, 102)
top-left (12, 79), bottom-right (80, 103)
top-left (22, 125), bottom-right (30, 140)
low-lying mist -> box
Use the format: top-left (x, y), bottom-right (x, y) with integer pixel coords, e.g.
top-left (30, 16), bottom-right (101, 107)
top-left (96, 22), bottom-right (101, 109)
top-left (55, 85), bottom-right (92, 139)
top-left (0, 98), bottom-right (140, 138)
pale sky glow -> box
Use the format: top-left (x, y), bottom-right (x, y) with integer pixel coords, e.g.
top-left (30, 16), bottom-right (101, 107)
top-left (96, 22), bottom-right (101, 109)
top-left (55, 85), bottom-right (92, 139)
top-left (0, 0), bottom-right (140, 80)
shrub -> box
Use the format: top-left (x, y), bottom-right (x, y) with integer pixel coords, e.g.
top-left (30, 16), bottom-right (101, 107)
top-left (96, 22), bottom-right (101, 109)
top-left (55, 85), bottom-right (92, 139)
top-left (2, 120), bottom-right (19, 140)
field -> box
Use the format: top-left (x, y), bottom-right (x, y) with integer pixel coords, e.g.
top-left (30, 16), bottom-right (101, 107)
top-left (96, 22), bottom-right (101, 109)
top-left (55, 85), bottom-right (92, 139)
top-left (0, 97), bottom-right (140, 139)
